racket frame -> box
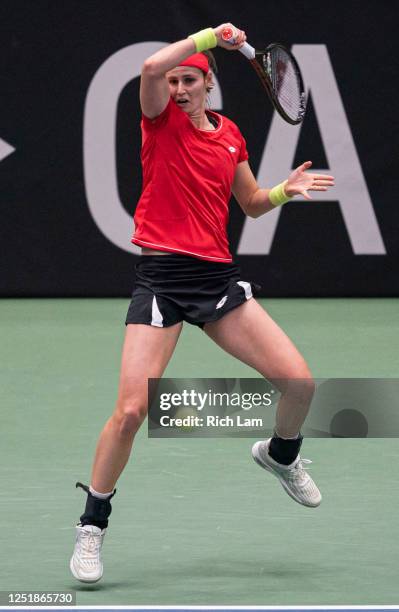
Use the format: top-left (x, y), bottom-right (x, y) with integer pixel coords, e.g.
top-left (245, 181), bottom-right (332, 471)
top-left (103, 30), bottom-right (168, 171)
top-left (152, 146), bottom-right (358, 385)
top-left (248, 43), bottom-right (306, 125)
top-left (223, 33), bottom-right (307, 125)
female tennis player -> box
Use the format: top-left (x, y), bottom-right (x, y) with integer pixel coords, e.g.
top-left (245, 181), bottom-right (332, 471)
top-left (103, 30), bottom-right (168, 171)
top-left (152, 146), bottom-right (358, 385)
top-left (70, 24), bottom-right (335, 582)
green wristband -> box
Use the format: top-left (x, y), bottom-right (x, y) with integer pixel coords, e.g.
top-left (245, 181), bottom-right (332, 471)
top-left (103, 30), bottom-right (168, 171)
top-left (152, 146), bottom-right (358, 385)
top-left (269, 180), bottom-right (292, 207)
top-left (188, 28), bottom-right (217, 53)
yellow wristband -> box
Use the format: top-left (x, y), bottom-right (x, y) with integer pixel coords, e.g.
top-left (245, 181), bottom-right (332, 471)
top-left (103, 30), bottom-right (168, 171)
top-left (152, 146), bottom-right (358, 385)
top-left (269, 180), bottom-right (292, 207)
top-left (188, 28), bottom-right (217, 53)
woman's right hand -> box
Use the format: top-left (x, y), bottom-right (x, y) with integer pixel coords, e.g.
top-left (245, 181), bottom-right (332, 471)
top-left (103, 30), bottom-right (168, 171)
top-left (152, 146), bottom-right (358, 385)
top-left (213, 23), bottom-right (247, 50)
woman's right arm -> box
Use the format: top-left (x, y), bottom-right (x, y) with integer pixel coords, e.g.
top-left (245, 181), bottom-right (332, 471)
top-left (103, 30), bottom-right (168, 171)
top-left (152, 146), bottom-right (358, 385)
top-left (140, 25), bottom-right (246, 119)
top-left (140, 38), bottom-right (196, 119)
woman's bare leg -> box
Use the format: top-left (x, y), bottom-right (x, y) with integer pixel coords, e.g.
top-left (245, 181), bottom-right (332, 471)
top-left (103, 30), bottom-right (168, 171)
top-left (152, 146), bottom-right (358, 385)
top-left (203, 299), bottom-right (322, 508)
top-left (91, 322), bottom-right (182, 492)
top-left (204, 299), bottom-right (314, 437)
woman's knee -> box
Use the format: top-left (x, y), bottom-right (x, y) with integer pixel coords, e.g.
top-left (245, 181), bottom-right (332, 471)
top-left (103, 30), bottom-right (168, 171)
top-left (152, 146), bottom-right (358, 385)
top-left (274, 361), bottom-right (315, 401)
top-left (113, 400), bottom-right (148, 436)
top-left (281, 374), bottom-right (315, 404)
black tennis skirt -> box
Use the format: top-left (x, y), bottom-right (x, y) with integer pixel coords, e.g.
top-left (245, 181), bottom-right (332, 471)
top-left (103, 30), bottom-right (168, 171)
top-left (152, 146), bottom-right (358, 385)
top-left (125, 254), bottom-right (256, 329)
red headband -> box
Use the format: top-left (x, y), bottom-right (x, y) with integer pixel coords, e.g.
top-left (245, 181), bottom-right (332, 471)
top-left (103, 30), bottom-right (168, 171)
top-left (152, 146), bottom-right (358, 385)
top-left (178, 53), bottom-right (209, 74)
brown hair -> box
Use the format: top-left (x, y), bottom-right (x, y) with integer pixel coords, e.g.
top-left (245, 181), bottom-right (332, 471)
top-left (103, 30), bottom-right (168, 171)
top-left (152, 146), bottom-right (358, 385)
top-left (202, 50), bottom-right (218, 93)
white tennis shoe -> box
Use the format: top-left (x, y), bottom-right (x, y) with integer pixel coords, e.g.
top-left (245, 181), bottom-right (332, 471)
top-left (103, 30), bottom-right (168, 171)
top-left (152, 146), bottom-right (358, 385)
top-left (252, 439), bottom-right (322, 507)
top-left (70, 524), bottom-right (106, 582)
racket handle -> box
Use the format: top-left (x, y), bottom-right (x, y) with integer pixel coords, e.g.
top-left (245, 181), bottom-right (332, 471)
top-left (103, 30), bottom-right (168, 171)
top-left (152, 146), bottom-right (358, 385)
top-left (221, 27), bottom-right (255, 60)
top-left (238, 42), bottom-right (256, 60)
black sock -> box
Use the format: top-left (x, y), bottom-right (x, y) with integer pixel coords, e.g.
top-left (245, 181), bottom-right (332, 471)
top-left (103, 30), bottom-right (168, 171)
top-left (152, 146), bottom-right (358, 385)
top-left (76, 482), bottom-right (116, 530)
top-left (268, 433), bottom-right (303, 465)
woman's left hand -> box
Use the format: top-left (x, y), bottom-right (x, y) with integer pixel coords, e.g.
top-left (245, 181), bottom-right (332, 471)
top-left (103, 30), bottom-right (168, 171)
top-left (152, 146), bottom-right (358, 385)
top-left (285, 161), bottom-right (335, 200)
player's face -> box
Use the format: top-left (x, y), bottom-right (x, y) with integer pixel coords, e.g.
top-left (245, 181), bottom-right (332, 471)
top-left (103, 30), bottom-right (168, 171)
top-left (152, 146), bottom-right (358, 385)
top-left (167, 67), bottom-right (208, 114)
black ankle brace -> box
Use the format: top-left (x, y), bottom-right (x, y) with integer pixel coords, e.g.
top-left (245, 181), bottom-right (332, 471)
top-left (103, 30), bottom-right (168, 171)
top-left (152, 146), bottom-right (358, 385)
top-left (76, 482), bottom-right (116, 530)
top-left (268, 433), bottom-right (303, 465)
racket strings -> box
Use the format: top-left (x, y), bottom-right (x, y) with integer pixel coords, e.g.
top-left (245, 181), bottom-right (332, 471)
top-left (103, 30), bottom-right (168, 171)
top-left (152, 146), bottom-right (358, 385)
top-left (268, 47), bottom-right (304, 121)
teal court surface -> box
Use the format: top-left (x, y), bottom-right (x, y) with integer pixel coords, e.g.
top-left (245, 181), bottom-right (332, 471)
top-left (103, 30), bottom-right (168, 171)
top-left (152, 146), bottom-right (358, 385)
top-left (0, 299), bottom-right (398, 606)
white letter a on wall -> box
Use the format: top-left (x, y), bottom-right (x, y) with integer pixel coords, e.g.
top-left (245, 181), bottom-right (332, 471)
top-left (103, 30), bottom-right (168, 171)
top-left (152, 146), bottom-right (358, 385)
top-left (238, 45), bottom-right (386, 255)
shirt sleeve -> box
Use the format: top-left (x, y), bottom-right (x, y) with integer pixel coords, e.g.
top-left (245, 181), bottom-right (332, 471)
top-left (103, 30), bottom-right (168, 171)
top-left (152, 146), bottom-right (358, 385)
top-left (141, 97), bottom-right (172, 131)
top-left (238, 132), bottom-right (249, 163)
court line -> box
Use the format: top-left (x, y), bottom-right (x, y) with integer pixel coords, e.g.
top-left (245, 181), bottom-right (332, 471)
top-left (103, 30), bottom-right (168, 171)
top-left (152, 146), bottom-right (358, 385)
top-left (1, 606), bottom-right (399, 610)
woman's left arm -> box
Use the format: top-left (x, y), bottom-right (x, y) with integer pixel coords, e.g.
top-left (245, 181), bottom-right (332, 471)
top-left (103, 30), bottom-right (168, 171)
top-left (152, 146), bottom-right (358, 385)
top-left (232, 160), bottom-right (335, 218)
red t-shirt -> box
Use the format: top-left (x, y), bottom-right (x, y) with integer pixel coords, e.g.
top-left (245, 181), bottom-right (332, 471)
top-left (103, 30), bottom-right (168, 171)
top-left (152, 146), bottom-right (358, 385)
top-left (132, 98), bottom-right (248, 262)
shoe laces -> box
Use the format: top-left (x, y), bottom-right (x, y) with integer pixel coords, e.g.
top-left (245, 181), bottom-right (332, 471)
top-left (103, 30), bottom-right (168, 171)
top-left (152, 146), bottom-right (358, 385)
top-left (78, 529), bottom-right (102, 561)
top-left (286, 458), bottom-right (312, 485)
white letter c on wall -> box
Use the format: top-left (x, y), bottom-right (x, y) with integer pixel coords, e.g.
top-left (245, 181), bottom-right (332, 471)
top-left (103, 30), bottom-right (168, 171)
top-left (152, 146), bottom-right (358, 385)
top-left (83, 42), bottom-right (223, 254)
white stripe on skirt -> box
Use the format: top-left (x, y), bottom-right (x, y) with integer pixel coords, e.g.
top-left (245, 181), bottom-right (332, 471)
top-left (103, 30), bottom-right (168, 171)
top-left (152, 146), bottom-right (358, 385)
top-left (237, 281), bottom-right (253, 300)
top-left (151, 296), bottom-right (164, 327)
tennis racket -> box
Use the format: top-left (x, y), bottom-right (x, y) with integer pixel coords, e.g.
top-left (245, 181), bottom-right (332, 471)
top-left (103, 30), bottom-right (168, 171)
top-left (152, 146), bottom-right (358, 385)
top-left (222, 27), bottom-right (306, 125)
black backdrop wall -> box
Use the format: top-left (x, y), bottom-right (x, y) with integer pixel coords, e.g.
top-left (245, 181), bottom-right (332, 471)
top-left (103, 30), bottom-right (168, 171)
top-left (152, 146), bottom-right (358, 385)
top-left (1, 0), bottom-right (398, 296)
